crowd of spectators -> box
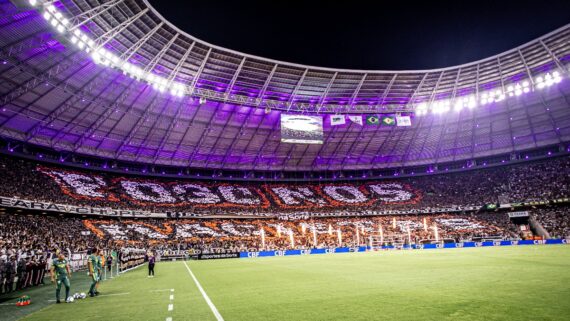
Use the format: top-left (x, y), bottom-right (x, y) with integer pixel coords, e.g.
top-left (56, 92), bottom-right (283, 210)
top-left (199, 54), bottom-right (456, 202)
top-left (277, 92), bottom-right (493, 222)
top-left (0, 155), bottom-right (568, 215)
top-left (532, 206), bottom-right (570, 239)
top-left (0, 213), bottom-right (116, 294)
top-left (1, 211), bottom-right (524, 256)
top-left (0, 154), bottom-right (568, 293)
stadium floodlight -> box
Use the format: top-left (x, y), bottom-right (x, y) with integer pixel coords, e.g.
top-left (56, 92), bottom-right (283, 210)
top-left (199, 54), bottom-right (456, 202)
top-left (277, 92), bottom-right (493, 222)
top-left (432, 100), bottom-right (450, 114)
top-left (454, 100), bottom-right (463, 112)
top-left (29, 1), bottom-right (568, 109)
top-left (545, 73), bottom-right (553, 86)
top-left (415, 102), bottom-right (428, 116)
top-left (553, 71), bottom-right (562, 83)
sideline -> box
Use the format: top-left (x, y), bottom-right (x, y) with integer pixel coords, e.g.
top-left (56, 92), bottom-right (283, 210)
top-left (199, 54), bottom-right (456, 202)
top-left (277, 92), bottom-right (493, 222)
top-left (182, 260), bottom-right (224, 321)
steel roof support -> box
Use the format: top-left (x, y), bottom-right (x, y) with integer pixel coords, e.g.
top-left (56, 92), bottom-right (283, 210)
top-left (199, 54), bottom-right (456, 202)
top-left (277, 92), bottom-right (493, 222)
top-left (539, 39), bottom-right (565, 71)
top-left (255, 64), bottom-right (277, 106)
top-left (67, 0), bottom-right (124, 33)
top-left (316, 72), bottom-right (337, 113)
top-left (188, 48), bottom-right (211, 95)
top-left (94, 9), bottom-right (148, 48)
top-left (225, 57), bottom-right (246, 95)
top-left (114, 93), bottom-right (160, 158)
top-left (49, 70), bottom-right (124, 146)
top-left (286, 68), bottom-right (308, 111)
top-left (145, 33), bottom-right (179, 72)
top-left (120, 22), bottom-right (164, 61)
top-left (133, 96), bottom-right (172, 160)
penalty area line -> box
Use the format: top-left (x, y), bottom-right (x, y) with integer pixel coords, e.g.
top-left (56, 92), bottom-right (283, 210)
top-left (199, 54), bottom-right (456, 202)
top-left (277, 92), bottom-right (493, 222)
top-left (182, 260), bottom-right (224, 321)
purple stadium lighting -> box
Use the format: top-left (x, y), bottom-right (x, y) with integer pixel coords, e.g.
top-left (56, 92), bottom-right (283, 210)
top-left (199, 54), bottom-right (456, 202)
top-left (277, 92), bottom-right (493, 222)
top-left (25, 0), bottom-right (568, 116)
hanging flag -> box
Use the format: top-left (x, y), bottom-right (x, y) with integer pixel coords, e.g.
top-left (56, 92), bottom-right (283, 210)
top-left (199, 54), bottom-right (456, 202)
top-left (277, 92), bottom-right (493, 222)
top-left (330, 115), bottom-right (346, 126)
top-left (381, 116), bottom-right (396, 126)
top-left (365, 115), bottom-right (379, 125)
top-left (396, 115), bottom-right (412, 127)
top-left (348, 115), bottom-right (363, 125)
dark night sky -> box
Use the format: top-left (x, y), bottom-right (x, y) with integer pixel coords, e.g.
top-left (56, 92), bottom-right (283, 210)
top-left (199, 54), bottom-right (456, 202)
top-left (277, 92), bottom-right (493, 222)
top-left (150, 0), bottom-right (570, 70)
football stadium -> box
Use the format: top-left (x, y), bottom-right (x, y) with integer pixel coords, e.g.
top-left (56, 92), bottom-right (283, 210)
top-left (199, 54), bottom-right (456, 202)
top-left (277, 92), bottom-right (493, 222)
top-left (0, 0), bottom-right (570, 320)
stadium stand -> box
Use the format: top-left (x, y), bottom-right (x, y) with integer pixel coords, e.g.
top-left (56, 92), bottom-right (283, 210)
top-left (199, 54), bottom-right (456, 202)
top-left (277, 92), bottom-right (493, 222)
top-left (0, 155), bottom-right (568, 214)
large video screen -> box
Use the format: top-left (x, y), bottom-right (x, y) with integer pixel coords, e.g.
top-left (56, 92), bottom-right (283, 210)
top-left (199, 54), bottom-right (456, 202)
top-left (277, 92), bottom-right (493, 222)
top-left (281, 114), bottom-right (324, 144)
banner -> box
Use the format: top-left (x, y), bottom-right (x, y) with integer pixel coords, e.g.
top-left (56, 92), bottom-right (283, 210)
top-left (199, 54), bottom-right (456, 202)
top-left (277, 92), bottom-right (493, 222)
top-left (381, 116), bottom-right (396, 126)
top-left (348, 115), bottom-right (363, 125)
top-left (37, 166), bottom-right (423, 211)
top-left (240, 247), bottom-right (366, 258)
top-left (0, 196), bottom-right (206, 218)
top-left (508, 211), bottom-right (529, 218)
top-left (197, 253), bottom-right (239, 260)
top-left (396, 116), bottom-right (412, 126)
top-left (238, 241), bottom-right (566, 259)
top-left (365, 115), bottom-right (379, 125)
top-left (330, 115), bottom-right (346, 126)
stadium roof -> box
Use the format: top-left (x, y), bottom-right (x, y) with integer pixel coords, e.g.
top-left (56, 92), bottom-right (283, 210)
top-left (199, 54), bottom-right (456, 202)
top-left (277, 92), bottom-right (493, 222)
top-left (0, 0), bottom-right (569, 171)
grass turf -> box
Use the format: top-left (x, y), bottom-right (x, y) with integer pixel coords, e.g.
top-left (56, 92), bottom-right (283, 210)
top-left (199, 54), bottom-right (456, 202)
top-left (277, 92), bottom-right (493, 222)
top-left (5, 245), bottom-right (570, 321)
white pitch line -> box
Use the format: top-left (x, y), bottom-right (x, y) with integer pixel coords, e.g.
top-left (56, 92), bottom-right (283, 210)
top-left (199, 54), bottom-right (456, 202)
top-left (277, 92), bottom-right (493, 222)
top-left (168, 304), bottom-right (173, 311)
top-left (166, 318), bottom-right (172, 321)
top-left (183, 261), bottom-right (224, 321)
top-left (170, 294), bottom-right (174, 300)
top-left (150, 289), bottom-right (172, 293)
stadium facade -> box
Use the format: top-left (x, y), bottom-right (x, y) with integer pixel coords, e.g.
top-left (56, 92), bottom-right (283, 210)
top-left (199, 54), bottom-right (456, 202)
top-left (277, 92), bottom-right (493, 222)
top-left (0, 0), bottom-right (569, 179)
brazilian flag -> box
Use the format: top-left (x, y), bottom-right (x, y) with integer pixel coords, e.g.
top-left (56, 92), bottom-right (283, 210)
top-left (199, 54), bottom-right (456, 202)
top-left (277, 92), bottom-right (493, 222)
top-left (366, 115), bottom-right (379, 125)
top-left (381, 116), bottom-right (396, 126)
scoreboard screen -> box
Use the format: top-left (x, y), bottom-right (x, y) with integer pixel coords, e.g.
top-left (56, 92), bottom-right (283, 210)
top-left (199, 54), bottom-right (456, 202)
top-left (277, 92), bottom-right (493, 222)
top-left (280, 114), bottom-right (323, 144)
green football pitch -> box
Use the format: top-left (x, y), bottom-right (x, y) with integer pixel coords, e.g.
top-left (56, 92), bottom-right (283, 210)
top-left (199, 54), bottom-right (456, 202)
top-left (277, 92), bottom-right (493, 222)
top-left (1, 245), bottom-right (569, 321)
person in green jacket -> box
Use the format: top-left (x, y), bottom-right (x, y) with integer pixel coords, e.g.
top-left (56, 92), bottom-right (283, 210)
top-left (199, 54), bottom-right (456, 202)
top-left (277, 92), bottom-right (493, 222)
top-left (50, 250), bottom-right (71, 304)
top-left (87, 247), bottom-right (100, 297)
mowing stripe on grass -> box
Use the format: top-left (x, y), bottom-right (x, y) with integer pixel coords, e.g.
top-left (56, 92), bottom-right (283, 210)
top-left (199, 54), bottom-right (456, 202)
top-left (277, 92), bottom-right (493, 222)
top-left (183, 260), bottom-right (224, 321)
